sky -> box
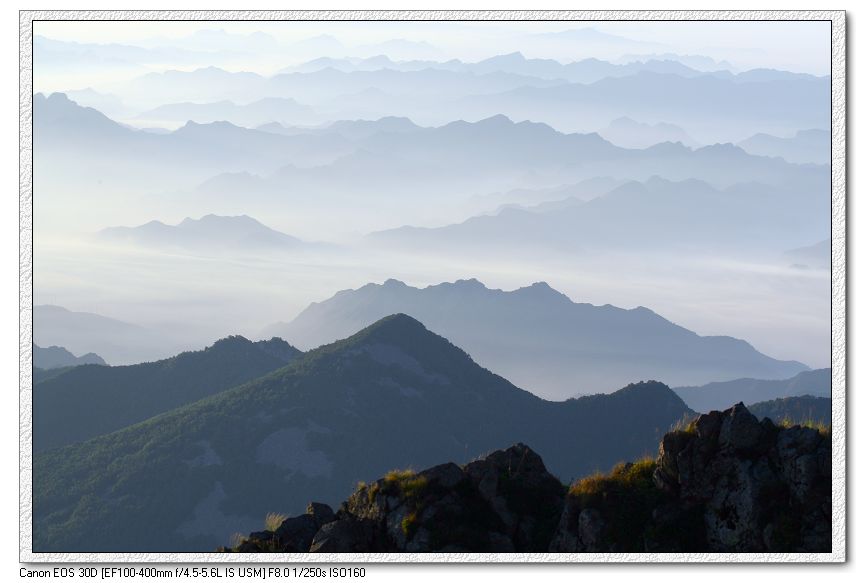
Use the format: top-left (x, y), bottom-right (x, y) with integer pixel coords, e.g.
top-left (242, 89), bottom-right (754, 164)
top-left (34, 20), bottom-right (831, 75)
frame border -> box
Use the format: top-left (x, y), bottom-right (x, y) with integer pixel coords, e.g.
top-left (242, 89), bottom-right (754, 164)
top-left (18, 9), bottom-right (847, 564)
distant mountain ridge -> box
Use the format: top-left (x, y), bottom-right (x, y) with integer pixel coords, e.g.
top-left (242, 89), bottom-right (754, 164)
top-left (747, 395), bottom-right (830, 427)
top-left (368, 175), bottom-right (829, 256)
top-left (34, 335), bottom-right (302, 452)
top-left (262, 279), bottom-right (807, 398)
top-left (34, 304), bottom-right (179, 365)
top-left (674, 368), bottom-right (830, 412)
top-left (738, 129), bottom-right (829, 165)
top-left (99, 214), bottom-right (304, 254)
top-left (33, 344), bottom-right (106, 370)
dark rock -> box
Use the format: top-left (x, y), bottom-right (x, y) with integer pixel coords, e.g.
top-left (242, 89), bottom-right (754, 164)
top-left (718, 403), bottom-right (764, 451)
top-left (306, 502), bottom-right (335, 524)
top-left (309, 517), bottom-right (383, 553)
top-left (550, 402), bottom-right (831, 553)
top-left (224, 405), bottom-right (830, 554)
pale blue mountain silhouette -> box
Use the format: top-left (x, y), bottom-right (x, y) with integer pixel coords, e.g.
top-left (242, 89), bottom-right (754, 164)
top-left (99, 214), bottom-right (303, 252)
top-left (738, 129), bottom-right (830, 165)
top-left (261, 279), bottom-right (807, 398)
top-left (33, 344), bottom-right (106, 370)
top-left (674, 368), bottom-right (830, 412)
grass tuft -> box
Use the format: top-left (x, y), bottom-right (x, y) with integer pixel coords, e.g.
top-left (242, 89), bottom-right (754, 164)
top-left (264, 512), bottom-right (288, 532)
top-left (778, 416), bottom-right (830, 436)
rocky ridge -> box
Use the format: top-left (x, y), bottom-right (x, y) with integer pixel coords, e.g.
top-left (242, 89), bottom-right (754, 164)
top-left (222, 403), bottom-right (831, 553)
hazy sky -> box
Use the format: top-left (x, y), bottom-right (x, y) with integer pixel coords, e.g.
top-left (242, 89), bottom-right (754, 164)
top-left (35, 20), bottom-right (831, 75)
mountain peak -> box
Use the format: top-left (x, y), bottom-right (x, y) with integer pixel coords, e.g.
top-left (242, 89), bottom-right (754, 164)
top-left (351, 313), bottom-right (428, 343)
top-left (381, 278), bottom-right (408, 288)
top-left (477, 114), bottom-right (514, 126)
top-left (451, 277), bottom-right (486, 289)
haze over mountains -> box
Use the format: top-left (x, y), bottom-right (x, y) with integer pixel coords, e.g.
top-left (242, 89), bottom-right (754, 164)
top-left (99, 214), bottom-right (307, 255)
top-left (674, 368), bottom-right (830, 413)
top-left (262, 279), bottom-right (807, 399)
top-left (33, 344), bottom-right (105, 370)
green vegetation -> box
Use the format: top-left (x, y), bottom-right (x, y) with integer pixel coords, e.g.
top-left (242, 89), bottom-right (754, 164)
top-left (778, 417), bottom-right (830, 435)
top-left (568, 458), bottom-right (665, 551)
top-left (670, 414), bottom-right (698, 434)
top-left (400, 511), bottom-right (419, 537)
top-left (34, 336), bottom-right (301, 451)
top-left (33, 315), bottom-right (693, 552)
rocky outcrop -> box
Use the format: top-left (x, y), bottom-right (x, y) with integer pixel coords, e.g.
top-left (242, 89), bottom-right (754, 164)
top-left (550, 403), bottom-right (831, 552)
top-left (223, 404), bottom-right (830, 553)
top-left (222, 443), bottom-right (565, 553)
top-left (219, 502), bottom-right (337, 552)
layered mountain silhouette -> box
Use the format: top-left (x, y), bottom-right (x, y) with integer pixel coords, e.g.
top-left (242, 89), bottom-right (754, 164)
top-left (135, 97), bottom-right (314, 128)
top-left (598, 116), bottom-right (699, 149)
top-left (674, 368), bottom-right (830, 413)
top-left (33, 336), bottom-right (301, 452)
top-left (261, 279), bottom-right (807, 399)
top-left (33, 314), bottom-right (691, 552)
top-left (453, 72), bottom-right (829, 140)
top-left (369, 175), bottom-right (829, 256)
top-left (34, 304), bottom-right (178, 365)
top-left (738, 129), bottom-right (830, 165)
top-left (99, 214), bottom-right (304, 254)
top-left (281, 53), bottom-right (728, 84)
top-left (747, 395), bottom-right (830, 426)
top-left (785, 239), bottom-right (831, 270)
top-left (34, 93), bottom-right (351, 185)
top-left (33, 344), bottom-right (105, 370)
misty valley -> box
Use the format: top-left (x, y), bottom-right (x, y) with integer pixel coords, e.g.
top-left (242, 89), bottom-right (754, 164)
top-left (30, 21), bottom-right (832, 554)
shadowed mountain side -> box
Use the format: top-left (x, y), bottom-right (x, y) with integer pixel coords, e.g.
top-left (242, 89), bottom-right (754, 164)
top-left (98, 214), bottom-right (308, 254)
top-left (223, 405), bottom-right (829, 553)
top-left (674, 368), bottom-right (830, 413)
top-left (33, 336), bottom-right (301, 452)
top-left (262, 280), bottom-right (807, 398)
top-left (33, 344), bottom-right (106, 369)
top-left (33, 314), bottom-right (692, 552)
top-left (367, 175), bottom-right (829, 255)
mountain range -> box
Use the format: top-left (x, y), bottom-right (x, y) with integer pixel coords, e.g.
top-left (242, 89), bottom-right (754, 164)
top-left (134, 97), bottom-right (315, 128)
top-left (33, 304), bottom-right (179, 365)
top-left (746, 395), bottom-right (830, 427)
top-left (33, 336), bottom-right (301, 452)
top-left (33, 344), bottom-right (105, 370)
top-left (674, 368), bottom-right (830, 412)
top-left (33, 314), bottom-right (693, 552)
top-left (785, 239), bottom-right (831, 270)
top-left (368, 175), bottom-right (829, 256)
top-left (597, 116), bottom-right (699, 149)
top-left (261, 279), bottom-right (807, 399)
top-left (737, 129), bottom-right (830, 165)
top-left (99, 214), bottom-right (304, 254)
top-left (451, 71), bottom-right (829, 141)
